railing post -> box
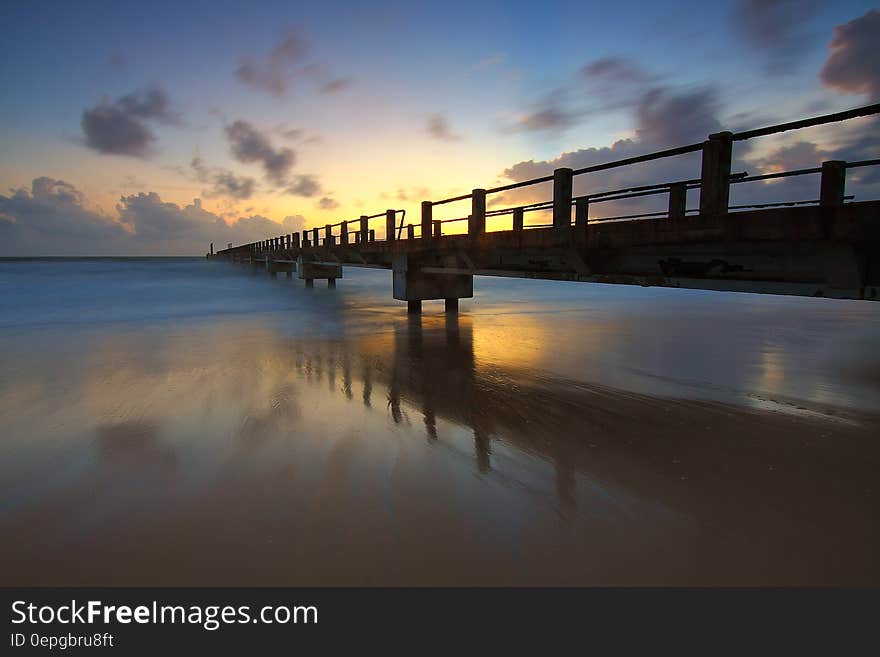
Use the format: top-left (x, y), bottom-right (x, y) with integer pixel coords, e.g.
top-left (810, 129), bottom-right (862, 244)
top-left (574, 197), bottom-right (589, 227)
top-left (820, 160), bottom-right (846, 207)
top-left (513, 207), bottom-right (524, 232)
top-left (433, 220), bottom-right (441, 237)
top-left (301, 230), bottom-right (309, 247)
top-left (668, 183), bottom-right (687, 220)
top-left (312, 227), bottom-right (319, 247)
top-left (553, 168), bottom-right (573, 228)
top-left (386, 209), bottom-right (396, 241)
top-left (360, 215), bottom-right (369, 243)
top-left (292, 233), bottom-right (300, 249)
top-left (325, 224), bottom-right (333, 246)
top-left (470, 189), bottom-right (486, 237)
top-left (369, 228), bottom-right (375, 242)
top-left (421, 202), bottom-right (432, 240)
top-left (699, 131), bottom-right (732, 220)
top-left (407, 224), bottom-right (414, 239)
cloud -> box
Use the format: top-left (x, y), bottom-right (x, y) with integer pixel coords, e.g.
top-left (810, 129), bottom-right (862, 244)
top-left (282, 215), bottom-right (306, 233)
top-left (0, 177), bottom-right (289, 255)
top-left (733, 0), bottom-right (823, 73)
top-left (635, 87), bottom-right (722, 147)
top-left (427, 114), bottom-right (461, 141)
top-left (235, 30), bottom-right (352, 97)
top-left (191, 157), bottom-right (256, 200)
top-left (225, 120), bottom-right (296, 186)
top-left (285, 174), bottom-right (321, 197)
top-left (581, 56), bottom-right (651, 83)
top-left (506, 94), bottom-right (581, 134)
top-left (317, 197), bottom-right (339, 210)
top-left (820, 10), bottom-right (880, 101)
top-left (81, 87), bottom-right (175, 157)
top-left (235, 31), bottom-right (308, 96)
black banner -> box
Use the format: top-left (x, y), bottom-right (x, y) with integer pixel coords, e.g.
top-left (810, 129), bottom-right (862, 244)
top-left (2, 588), bottom-right (877, 653)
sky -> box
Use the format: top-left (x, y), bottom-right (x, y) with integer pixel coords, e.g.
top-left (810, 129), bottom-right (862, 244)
top-left (0, 0), bottom-right (878, 255)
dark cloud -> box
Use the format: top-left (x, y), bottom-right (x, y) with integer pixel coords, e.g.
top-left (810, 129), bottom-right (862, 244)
top-left (0, 177), bottom-right (291, 255)
top-left (191, 157), bottom-right (256, 200)
top-left (820, 9), bottom-right (880, 101)
top-left (81, 87), bottom-right (175, 157)
top-left (581, 57), bottom-right (651, 83)
top-left (318, 197), bottom-right (339, 210)
top-left (427, 114), bottom-right (461, 141)
top-left (635, 87), bottom-right (722, 146)
top-left (733, 0), bottom-right (823, 73)
top-left (235, 31), bottom-right (308, 96)
top-left (285, 174), bottom-right (321, 197)
top-left (225, 120), bottom-right (296, 186)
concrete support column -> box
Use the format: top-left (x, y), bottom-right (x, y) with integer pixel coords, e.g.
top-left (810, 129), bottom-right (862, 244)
top-left (470, 189), bottom-right (486, 238)
top-left (445, 298), bottom-right (459, 313)
top-left (386, 209), bottom-right (397, 241)
top-left (820, 160), bottom-right (846, 207)
top-left (421, 202), bottom-right (432, 240)
top-left (700, 131), bottom-right (733, 219)
top-left (360, 215), bottom-right (369, 243)
top-left (668, 183), bottom-right (687, 220)
top-left (407, 300), bottom-right (422, 314)
top-left (553, 168), bottom-right (573, 228)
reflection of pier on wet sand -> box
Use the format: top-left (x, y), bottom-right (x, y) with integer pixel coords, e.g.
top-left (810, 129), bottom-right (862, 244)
top-left (1, 313), bottom-right (878, 586)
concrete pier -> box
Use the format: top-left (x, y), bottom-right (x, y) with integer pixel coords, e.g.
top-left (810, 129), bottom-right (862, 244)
top-left (297, 256), bottom-right (343, 287)
top-left (392, 254), bottom-right (473, 313)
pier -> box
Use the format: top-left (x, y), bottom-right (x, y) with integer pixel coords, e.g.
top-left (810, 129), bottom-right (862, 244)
top-left (212, 104), bottom-right (880, 307)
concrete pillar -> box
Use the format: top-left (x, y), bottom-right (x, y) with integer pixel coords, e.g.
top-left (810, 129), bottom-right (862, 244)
top-left (325, 224), bottom-right (332, 246)
top-left (354, 232), bottom-right (360, 244)
top-left (700, 131), bottom-right (733, 219)
top-left (305, 279), bottom-right (314, 288)
top-left (407, 224), bottom-right (415, 239)
top-left (470, 189), bottom-right (486, 237)
top-left (433, 220), bottom-right (441, 237)
top-left (302, 230), bottom-right (309, 247)
top-left (340, 220), bottom-right (348, 245)
top-left (445, 298), bottom-right (459, 313)
top-left (421, 201), bottom-right (433, 240)
top-left (312, 227), bottom-right (319, 247)
top-left (553, 168), bottom-right (573, 228)
top-left (407, 300), bottom-right (422, 314)
top-left (210, 242), bottom-right (214, 255)
top-left (386, 209), bottom-right (396, 241)
top-left (328, 278), bottom-right (336, 288)
top-left (369, 228), bottom-right (375, 242)
top-left (360, 215), bottom-right (369, 243)
top-left (820, 160), bottom-right (846, 207)
top-left (575, 197), bottom-right (589, 227)
top-left (292, 233), bottom-right (300, 249)
top-left (668, 183), bottom-right (687, 220)
top-left (513, 208), bottom-right (524, 231)
top-left (393, 254), bottom-right (473, 309)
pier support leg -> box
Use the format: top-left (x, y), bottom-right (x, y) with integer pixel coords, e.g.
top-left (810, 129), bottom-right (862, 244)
top-left (305, 279), bottom-right (314, 288)
top-left (286, 271), bottom-right (292, 279)
top-left (407, 300), bottom-right (422, 314)
top-left (445, 298), bottom-right (459, 313)
top-left (328, 278), bottom-right (336, 288)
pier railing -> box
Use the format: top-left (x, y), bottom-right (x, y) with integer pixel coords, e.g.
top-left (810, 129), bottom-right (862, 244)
top-left (227, 103), bottom-right (879, 255)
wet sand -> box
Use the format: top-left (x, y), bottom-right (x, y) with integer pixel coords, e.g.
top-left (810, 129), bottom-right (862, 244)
top-left (1, 260), bottom-right (878, 585)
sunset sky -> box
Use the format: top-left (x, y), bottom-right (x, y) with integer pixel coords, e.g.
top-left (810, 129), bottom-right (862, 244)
top-left (1, 0), bottom-right (878, 255)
